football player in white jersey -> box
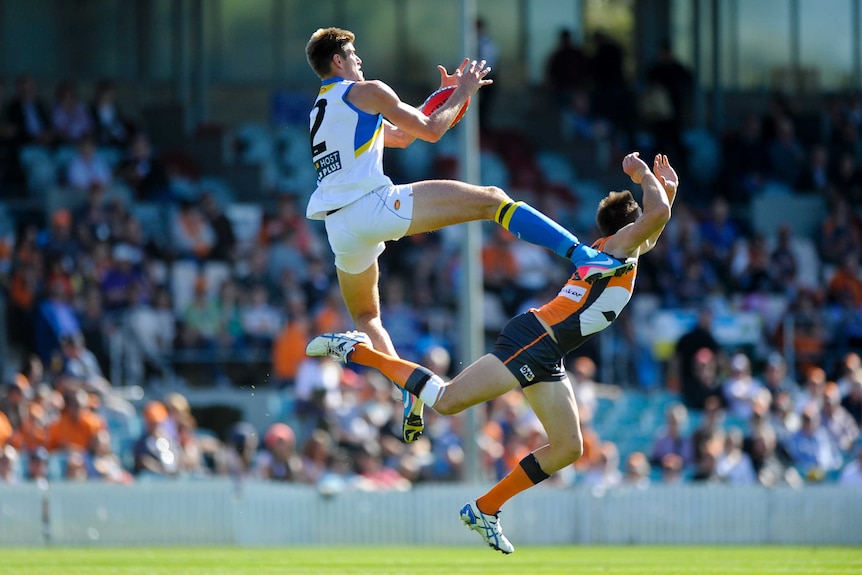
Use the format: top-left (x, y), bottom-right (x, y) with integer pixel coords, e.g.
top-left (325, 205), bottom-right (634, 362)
top-left (305, 27), bottom-right (635, 444)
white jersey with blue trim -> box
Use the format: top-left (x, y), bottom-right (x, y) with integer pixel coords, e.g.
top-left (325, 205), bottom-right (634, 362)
top-left (306, 78), bottom-right (393, 220)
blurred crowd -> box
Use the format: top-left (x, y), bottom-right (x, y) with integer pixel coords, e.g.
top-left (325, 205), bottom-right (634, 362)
top-left (0, 63), bottom-right (861, 490)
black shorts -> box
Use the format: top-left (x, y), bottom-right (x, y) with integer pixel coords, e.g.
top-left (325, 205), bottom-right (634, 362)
top-left (491, 312), bottom-right (566, 388)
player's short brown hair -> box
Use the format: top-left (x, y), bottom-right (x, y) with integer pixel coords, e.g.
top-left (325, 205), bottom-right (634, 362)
top-left (306, 27), bottom-right (355, 79)
top-left (595, 190), bottom-right (641, 236)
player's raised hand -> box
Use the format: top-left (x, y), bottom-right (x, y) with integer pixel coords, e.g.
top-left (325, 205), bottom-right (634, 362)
top-left (454, 58), bottom-right (493, 94)
top-left (622, 152), bottom-right (650, 184)
top-left (652, 153), bottom-right (678, 195)
top-left (437, 58), bottom-right (470, 89)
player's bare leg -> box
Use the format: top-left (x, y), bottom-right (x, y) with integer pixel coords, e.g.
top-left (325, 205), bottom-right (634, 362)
top-left (408, 180), bottom-right (634, 282)
top-left (335, 263), bottom-right (424, 442)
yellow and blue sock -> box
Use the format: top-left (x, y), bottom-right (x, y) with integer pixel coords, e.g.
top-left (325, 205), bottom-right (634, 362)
top-left (495, 200), bottom-right (602, 263)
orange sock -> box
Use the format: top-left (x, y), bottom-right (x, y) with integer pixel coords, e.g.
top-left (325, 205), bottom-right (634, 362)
top-left (350, 344), bottom-right (418, 388)
top-left (476, 453), bottom-right (550, 515)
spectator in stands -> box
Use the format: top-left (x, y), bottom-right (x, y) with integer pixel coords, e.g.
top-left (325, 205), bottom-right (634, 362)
top-left (272, 290), bottom-right (312, 389)
top-left (570, 356), bottom-right (600, 418)
top-left (769, 224), bottom-right (800, 296)
top-left (721, 113), bottom-right (769, 202)
top-left (0, 444), bottom-right (19, 483)
top-left (41, 208), bottom-right (80, 274)
top-left (67, 136), bottom-right (112, 192)
top-left (795, 366), bottom-right (828, 413)
top-left (0, 410), bottom-right (11, 449)
top-left (835, 352), bottom-right (861, 395)
top-left (766, 117), bottom-right (805, 188)
top-left (175, 413), bottom-right (207, 476)
top-left (199, 192), bottom-right (236, 262)
top-left (787, 404), bottom-right (843, 481)
top-left (267, 227), bottom-right (308, 286)
top-left (722, 353), bottom-right (765, 420)
top-left (212, 279), bottom-right (244, 351)
top-left (672, 307), bottom-right (723, 409)
top-left (35, 276), bottom-right (82, 367)
top-left (89, 79), bottom-right (132, 149)
top-left (51, 80), bottom-right (92, 144)
top-left (579, 441), bottom-right (622, 491)
top-left (839, 446), bottom-right (862, 485)
top-left (770, 390), bottom-right (802, 446)
top-left (133, 400), bottom-right (178, 477)
top-left (659, 453), bottom-right (685, 485)
top-left (0, 377), bottom-right (29, 438)
top-left (99, 242), bottom-right (147, 313)
top-left (817, 195), bottom-right (861, 267)
top-left (588, 30), bottom-right (630, 137)
top-left (239, 284), bottom-right (282, 350)
top-left (842, 371), bottom-right (862, 426)
top-left (257, 422), bottom-right (302, 481)
top-left (259, 194), bottom-right (320, 257)
top-left (171, 199), bottom-right (216, 260)
top-left (692, 427), bottom-right (724, 483)
top-left (691, 396), bottom-right (726, 462)
top-left (700, 197), bottom-right (740, 277)
top-left (821, 382), bottom-right (859, 454)
top-left (59, 333), bottom-right (103, 382)
top-left (46, 388), bottom-right (104, 452)
top-left (715, 427), bottom-right (756, 484)
top-left (293, 356), bottom-right (343, 444)
top-left (748, 424), bottom-right (802, 488)
top-left (795, 144), bottom-right (831, 193)
top-left (178, 278), bottom-right (220, 351)
top-left (731, 233), bottom-right (777, 293)
top-left (621, 451), bottom-right (651, 489)
top-left (560, 88), bottom-right (611, 144)
top-left (832, 151), bottom-right (862, 206)
top-left (352, 440), bottom-right (411, 491)
top-left (545, 29), bottom-right (589, 106)
top-left (26, 446), bottom-right (50, 483)
top-left (762, 352), bottom-right (797, 399)
top-left (118, 133), bottom-right (170, 201)
top-left (827, 251), bottom-right (862, 309)
top-left (300, 428), bottom-right (336, 484)
top-left (122, 286), bottom-right (175, 386)
top-left (4, 74), bottom-right (53, 147)
top-left (64, 449), bottom-right (89, 481)
top-left (650, 402), bottom-right (695, 469)
top-left (223, 421), bottom-right (259, 480)
top-left (87, 428), bottom-right (132, 483)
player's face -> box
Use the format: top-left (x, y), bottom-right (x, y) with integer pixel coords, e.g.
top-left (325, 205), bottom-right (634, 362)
top-left (339, 43), bottom-right (364, 81)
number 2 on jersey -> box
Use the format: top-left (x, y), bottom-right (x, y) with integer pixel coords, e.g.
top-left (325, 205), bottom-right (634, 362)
top-left (310, 99), bottom-right (327, 157)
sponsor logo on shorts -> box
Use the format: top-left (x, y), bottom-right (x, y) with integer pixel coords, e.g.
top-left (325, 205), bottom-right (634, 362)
top-left (315, 150), bottom-right (342, 181)
top-left (519, 364), bottom-right (535, 382)
top-left (394, 199), bottom-right (401, 210)
top-left (558, 284), bottom-right (587, 302)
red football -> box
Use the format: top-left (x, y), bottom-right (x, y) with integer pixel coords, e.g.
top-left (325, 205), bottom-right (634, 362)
top-left (420, 86), bottom-right (470, 128)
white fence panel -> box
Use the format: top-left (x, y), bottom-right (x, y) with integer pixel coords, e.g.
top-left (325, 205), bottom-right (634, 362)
top-left (49, 481), bottom-right (235, 546)
top-left (0, 485), bottom-right (46, 546)
top-left (1, 483), bottom-right (860, 547)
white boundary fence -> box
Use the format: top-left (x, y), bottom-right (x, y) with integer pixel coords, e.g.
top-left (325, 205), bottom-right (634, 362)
top-left (1, 482), bottom-right (860, 547)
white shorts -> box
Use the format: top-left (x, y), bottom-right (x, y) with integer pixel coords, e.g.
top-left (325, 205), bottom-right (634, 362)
top-left (324, 184), bottom-right (414, 274)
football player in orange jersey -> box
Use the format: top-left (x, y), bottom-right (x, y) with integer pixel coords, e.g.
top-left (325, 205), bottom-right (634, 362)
top-left (307, 151), bottom-right (678, 553)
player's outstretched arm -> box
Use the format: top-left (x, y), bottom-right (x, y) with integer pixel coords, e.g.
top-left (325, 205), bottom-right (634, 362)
top-left (602, 152), bottom-right (672, 259)
top-left (365, 60), bottom-right (489, 147)
top-left (638, 153), bottom-right (679, 253)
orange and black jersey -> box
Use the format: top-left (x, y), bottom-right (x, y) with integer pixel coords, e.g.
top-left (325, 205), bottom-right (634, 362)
top-left (532, 236), bottom-right (637, 355)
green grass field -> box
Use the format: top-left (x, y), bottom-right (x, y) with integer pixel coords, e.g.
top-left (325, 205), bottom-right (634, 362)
top-left (2, 546), bottom-right (860, 575)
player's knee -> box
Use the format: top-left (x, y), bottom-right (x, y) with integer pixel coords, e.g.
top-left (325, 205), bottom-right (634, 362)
top-left (431, 395), bottom-right (460, 416)
top-left (560, 433), bottom-right (584, 464)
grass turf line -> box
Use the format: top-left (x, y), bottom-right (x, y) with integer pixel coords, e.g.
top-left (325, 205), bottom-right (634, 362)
top-left (1, 546), bottom-right (860, 575)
